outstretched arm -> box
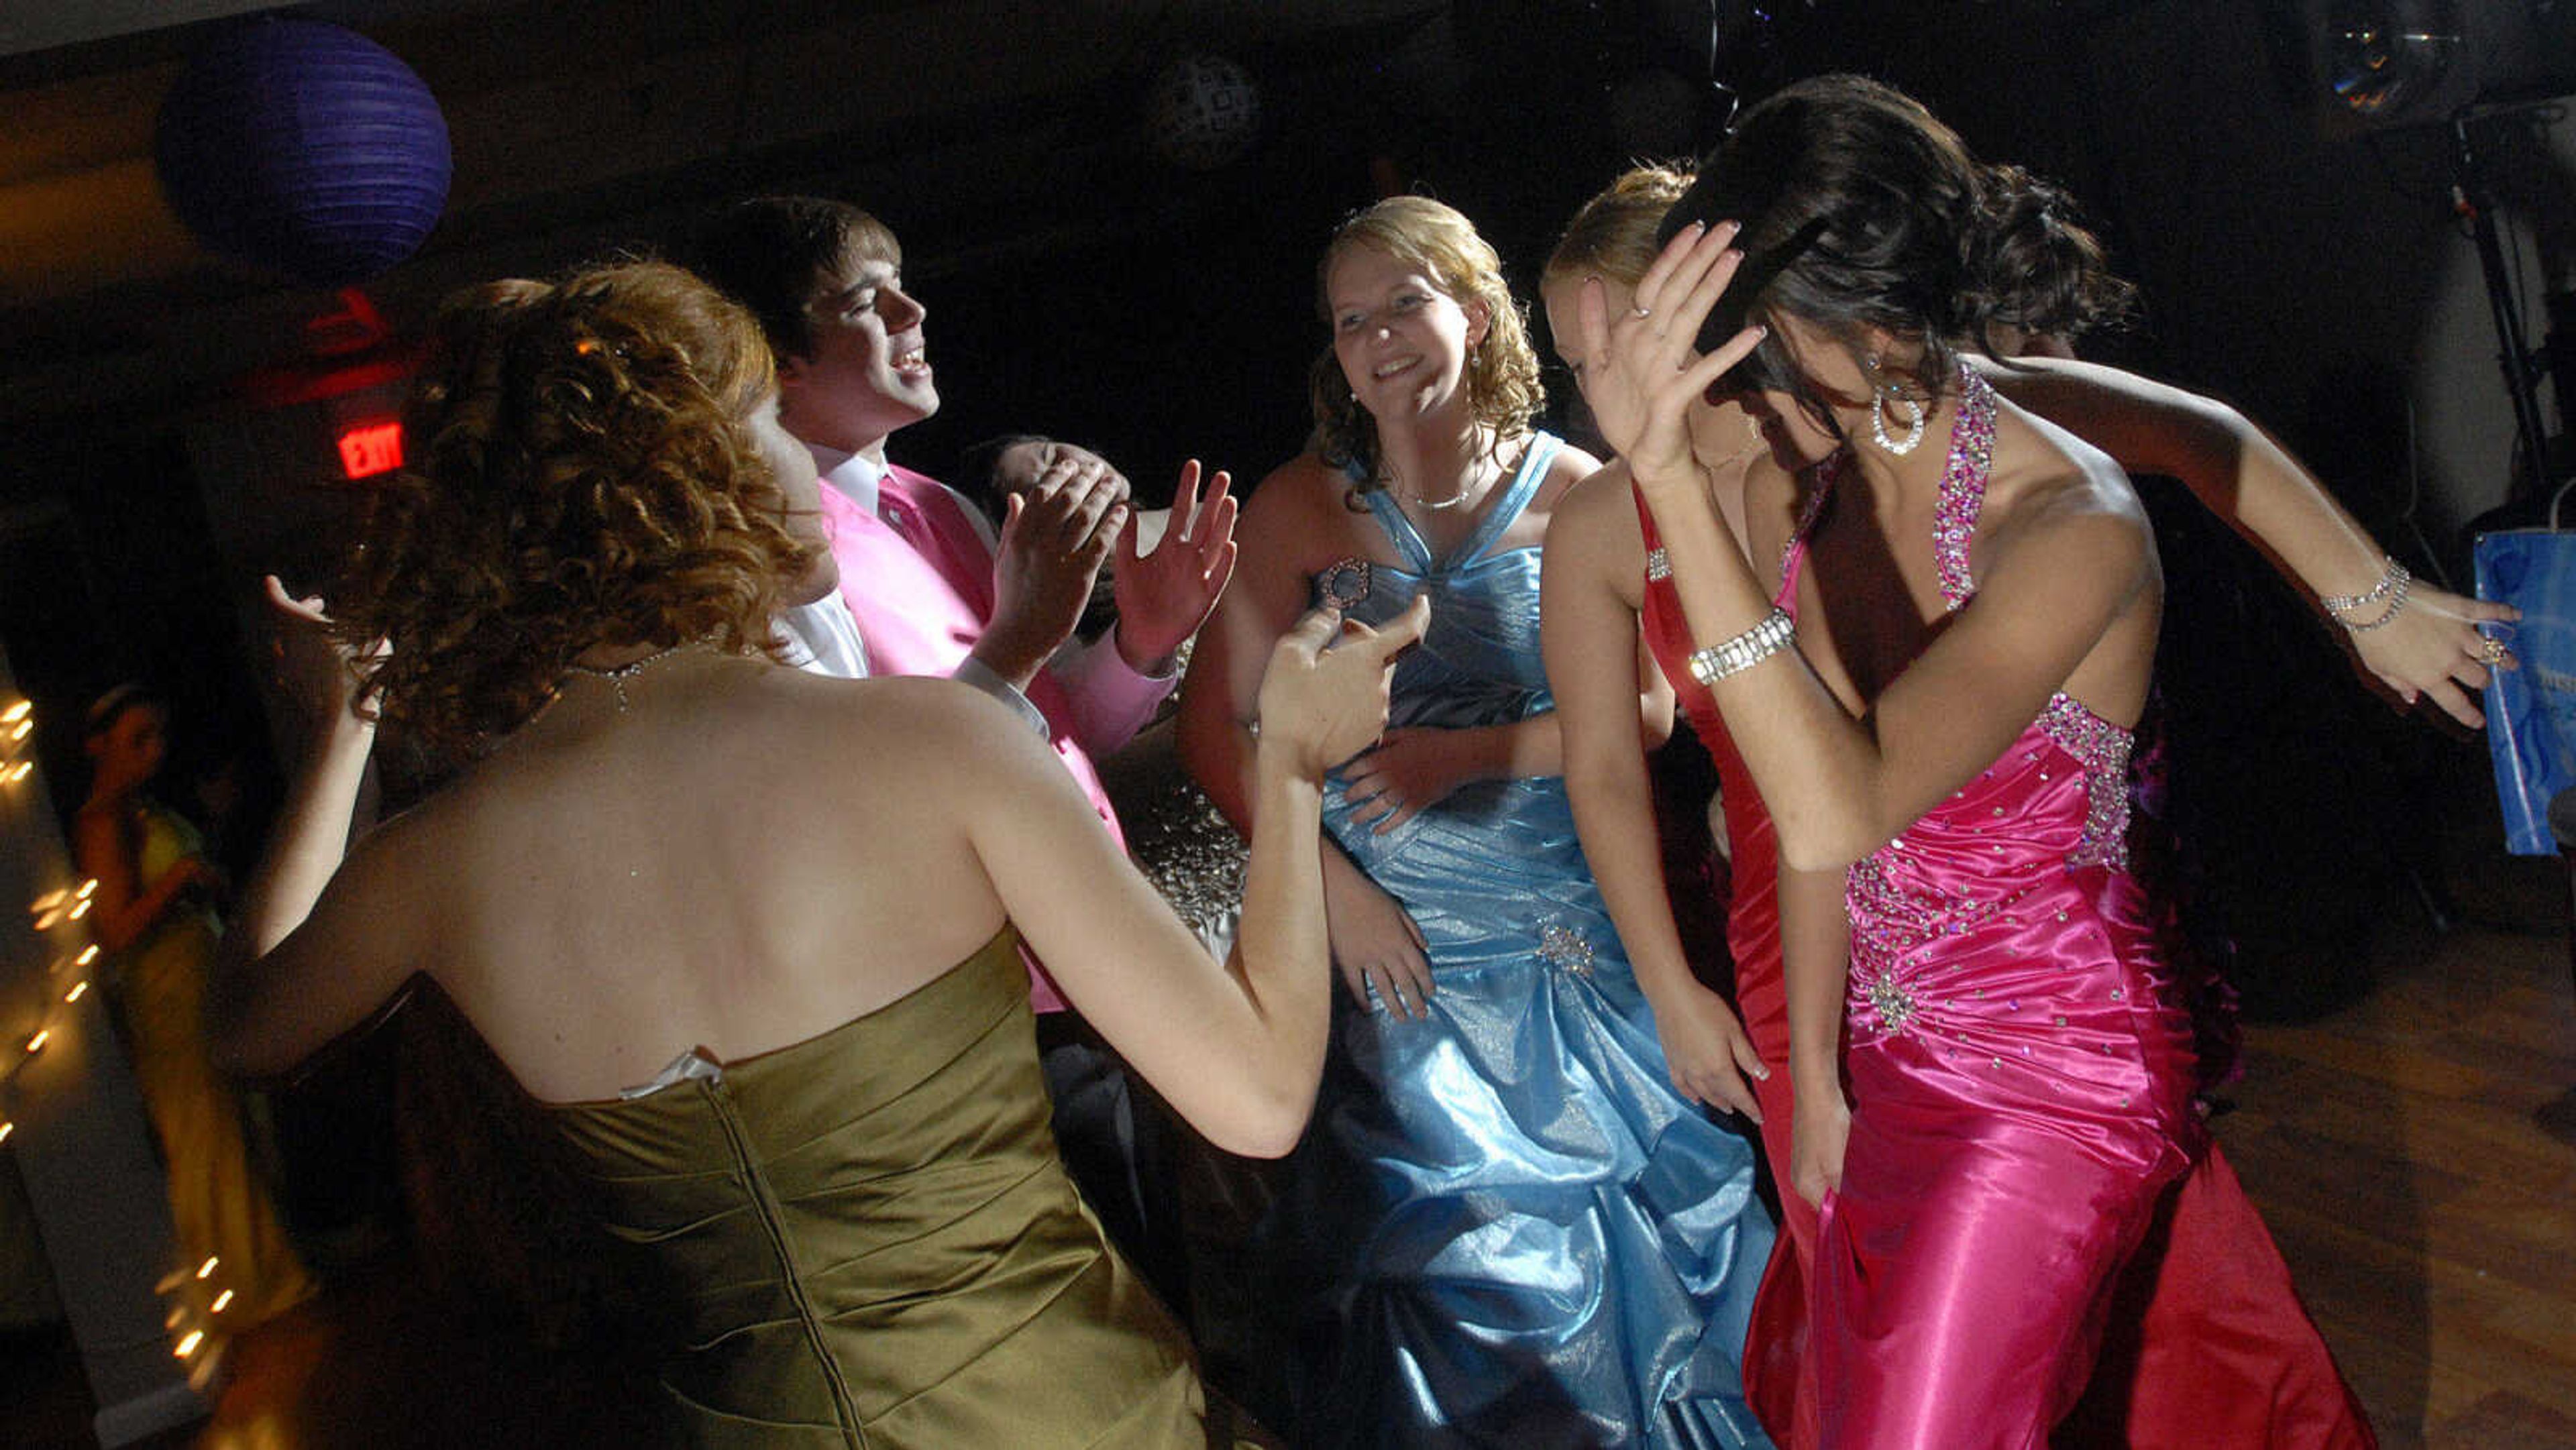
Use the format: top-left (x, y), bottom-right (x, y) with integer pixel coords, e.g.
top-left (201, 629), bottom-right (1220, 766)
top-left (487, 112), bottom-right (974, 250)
top-left (1177, 464), bottom-right (1440, 1020)
top-left (1982, 355), bottom-right (2515, 725)
top-left (991, 600), bottom-right (1426, 1156)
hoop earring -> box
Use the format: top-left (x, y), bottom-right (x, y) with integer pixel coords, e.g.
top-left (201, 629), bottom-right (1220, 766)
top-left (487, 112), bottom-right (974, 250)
top-left (1865, 353), bottom-right (1927, 457)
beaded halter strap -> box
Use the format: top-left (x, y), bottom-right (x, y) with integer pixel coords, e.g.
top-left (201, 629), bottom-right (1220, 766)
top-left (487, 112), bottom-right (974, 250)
top-left (1931, 370), bottom-right (2000, 614)
top-left (1930, 370), bottom-right (2133, 870)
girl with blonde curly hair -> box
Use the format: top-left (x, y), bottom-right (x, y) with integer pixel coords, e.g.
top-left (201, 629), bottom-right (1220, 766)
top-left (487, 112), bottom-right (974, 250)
top-left (207, 260), bottom-right (1423, 1447)
top-left (1178, 198), bottom-right (1775, 1447)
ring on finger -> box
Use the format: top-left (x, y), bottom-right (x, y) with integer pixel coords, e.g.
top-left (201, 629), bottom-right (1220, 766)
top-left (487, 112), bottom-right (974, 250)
top-left (1630, 304), bottom-right (1654, 319)
top-left (2479, 634), bottom-right (2510, 669)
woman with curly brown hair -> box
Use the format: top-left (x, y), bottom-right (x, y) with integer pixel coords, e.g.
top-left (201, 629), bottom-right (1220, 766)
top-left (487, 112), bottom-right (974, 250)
top-left (205, 260), bottom-right (1421, 1449)
top-left (1176, 197), bottom-right (1775, 1447)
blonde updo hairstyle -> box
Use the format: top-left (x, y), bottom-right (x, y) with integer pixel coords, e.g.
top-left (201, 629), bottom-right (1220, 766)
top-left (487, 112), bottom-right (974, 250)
top-left (332, 261), bottom-right (821, 761)
top-left (1308, 196), bottom-right (1543, 488)
top-left (1542, 163), bottom-right (1695, 294)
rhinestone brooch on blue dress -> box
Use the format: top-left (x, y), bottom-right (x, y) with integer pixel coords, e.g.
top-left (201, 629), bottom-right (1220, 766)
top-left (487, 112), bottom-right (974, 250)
top-left (1536, 919), bottom-right (1596, 977)
top-left (1318, 557), bottom-right (1374, 610)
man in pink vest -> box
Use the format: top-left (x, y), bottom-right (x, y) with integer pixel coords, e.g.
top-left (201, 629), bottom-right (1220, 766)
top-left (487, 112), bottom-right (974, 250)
top-left (694, 195), bottom-right (1235, 1308)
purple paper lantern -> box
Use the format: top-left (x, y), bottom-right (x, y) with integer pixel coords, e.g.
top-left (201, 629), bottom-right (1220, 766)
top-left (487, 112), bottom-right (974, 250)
top-left (155, 19), bottom-right (452, 286)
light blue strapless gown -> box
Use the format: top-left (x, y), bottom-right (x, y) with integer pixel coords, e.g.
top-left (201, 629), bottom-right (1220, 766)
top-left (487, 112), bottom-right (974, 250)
top-left (1271, 435), bottom-right (1776, 1449)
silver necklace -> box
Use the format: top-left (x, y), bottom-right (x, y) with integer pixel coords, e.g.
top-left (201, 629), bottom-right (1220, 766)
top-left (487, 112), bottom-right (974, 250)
top-left (1389, 469), bottom-right (1475, 511)
top-left (1383, 444), bottom-right (1513, 513)
top-left (565, 640), bottom-right (704, 713)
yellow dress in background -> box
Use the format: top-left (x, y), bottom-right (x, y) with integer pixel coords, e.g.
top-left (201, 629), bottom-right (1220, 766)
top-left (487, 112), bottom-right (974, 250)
top-left (117, 803), bottom-right (315, 1327)
top-left (543, 926), bottom-right (1208, 1449)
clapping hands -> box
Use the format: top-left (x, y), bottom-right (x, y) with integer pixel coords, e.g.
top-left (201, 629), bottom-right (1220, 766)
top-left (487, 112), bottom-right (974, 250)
top-left (1113, 459), bottom-right (1240, 673)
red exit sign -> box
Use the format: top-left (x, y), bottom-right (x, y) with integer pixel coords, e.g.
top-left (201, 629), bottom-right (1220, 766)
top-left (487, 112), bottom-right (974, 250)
top-left (336, 421), bottom-right (404, 480)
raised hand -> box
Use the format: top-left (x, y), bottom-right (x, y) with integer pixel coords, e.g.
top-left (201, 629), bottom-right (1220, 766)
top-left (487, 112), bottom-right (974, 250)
top-left (263, 575), bottom-right (381, 731)
top-left (1574, 221), bottom-right (1768, 496)
top-left (981, 455), bottom-right (1127, 688)
top-left (1257, 595), bottom-right (1431, 779)
top-left (1258, 596), bottom-right (1435, 1020)
top-left (1113, 459), bottom-right (1240, 672)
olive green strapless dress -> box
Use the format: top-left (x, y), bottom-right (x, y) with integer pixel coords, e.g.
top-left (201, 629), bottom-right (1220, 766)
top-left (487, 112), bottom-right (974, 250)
top-left (543, 927), bottom-right (1205, 1447)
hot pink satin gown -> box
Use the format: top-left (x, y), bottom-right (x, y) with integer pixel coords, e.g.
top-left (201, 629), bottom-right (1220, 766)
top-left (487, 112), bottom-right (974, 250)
top-left (1636, 366), bottom-right (2372, 1449)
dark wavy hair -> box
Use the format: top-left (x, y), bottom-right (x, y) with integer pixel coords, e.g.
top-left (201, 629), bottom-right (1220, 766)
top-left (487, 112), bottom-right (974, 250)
top-left (331, 262), bottom-right (820, 761)
top-left (1972, 162), bottom-right (2137, 352)
top-left (1308, 197), bottom-right (1543, 488)
top-left (1662, 75), bottom-right (2132, 432)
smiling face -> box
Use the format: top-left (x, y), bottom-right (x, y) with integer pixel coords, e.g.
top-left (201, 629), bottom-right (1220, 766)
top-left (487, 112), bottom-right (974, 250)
top-left (1326, 241), bottom-right (1489, 429)
top-left (775, 239), bottom-right (937, 457)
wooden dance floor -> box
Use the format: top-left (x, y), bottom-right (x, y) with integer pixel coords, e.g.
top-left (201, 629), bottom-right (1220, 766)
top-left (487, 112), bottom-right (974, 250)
top-left (6, 791), bottom-right (2573, 1448)
top-left (2206, 840), bottom-right (2576, 1448)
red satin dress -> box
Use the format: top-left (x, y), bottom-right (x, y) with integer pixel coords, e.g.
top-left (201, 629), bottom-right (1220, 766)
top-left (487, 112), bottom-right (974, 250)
top-left (1631, 370), bottom-right (2373, 1449)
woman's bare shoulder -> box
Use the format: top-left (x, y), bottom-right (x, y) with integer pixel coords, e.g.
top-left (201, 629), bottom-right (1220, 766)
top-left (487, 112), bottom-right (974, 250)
top-left (1990, 407), bottom-right (2147, 533)
top-left (1527, 436), bottom-right (1606, 508)
top-left (1548, 457), bottom-right (1642, 551)
top-left (1236, 451), bottom-right (1379, 579)
top-left (765, 671), bottom-right (1041, 770)
top-left (1541, 435), bottom-right (1604, 484)
top-left (1242, 451), bottom-right (1348, 521)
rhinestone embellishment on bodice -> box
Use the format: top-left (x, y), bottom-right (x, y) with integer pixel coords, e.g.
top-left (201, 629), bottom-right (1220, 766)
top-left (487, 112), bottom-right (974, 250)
top-left (2039, 695), bottom-right (2133, 870)
top-left (1866, 976), bottom-right (1921, 1036)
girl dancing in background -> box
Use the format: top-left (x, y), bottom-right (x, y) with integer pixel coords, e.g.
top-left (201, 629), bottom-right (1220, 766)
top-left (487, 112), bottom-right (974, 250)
top-left (1179, 196), bottom-right (1774, 1447)
top-left (78, 685), bottom-right (315, 1334)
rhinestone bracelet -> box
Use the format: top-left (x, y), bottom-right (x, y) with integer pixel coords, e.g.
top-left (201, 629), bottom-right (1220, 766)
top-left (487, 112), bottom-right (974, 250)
top-left (2339, 571), bottom-right (2412, 632)
top-left (1686, 608), bottom-right (1796, 685)
top-left (2320, 556), bottom-right (2408, 622)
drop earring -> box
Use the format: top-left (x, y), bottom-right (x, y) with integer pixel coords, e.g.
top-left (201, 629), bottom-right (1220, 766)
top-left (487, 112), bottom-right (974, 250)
top-left (1865, 353), bottom-right (1926, 457)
